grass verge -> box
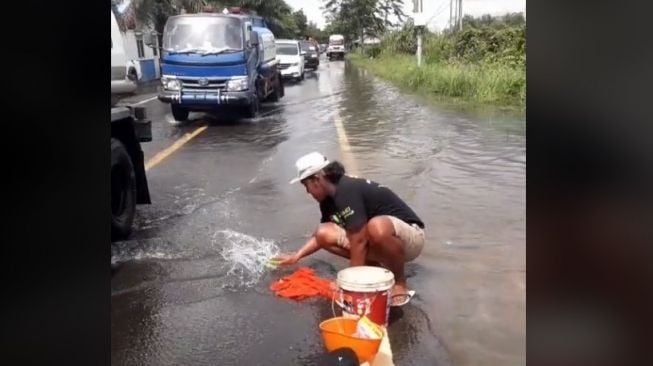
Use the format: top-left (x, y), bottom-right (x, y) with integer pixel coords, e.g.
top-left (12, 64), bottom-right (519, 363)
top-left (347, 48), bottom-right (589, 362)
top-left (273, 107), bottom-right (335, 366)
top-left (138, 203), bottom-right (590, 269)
top-left (348, 52), bottom-right (525, 108)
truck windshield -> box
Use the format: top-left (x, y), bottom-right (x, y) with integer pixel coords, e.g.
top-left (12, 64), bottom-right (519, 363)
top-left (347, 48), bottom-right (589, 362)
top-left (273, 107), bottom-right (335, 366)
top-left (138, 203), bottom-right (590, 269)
top-left (276, 45), bottom-right (298, 55)
top-left (329, 38), bottom-right (344, 45)
top-left (163, 16), bottom-right (243, 53)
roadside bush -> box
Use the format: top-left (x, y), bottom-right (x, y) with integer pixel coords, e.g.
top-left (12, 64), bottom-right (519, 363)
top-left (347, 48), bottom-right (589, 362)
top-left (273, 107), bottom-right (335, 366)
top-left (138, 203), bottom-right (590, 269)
top-left (422, 34), bottom-right (453, 64)
top-left (364, 45), bottom-right (382, 58)
top-left (348, 13), bottom-right (525, 106)
top-left (380, 23), bottom-right (417, 54)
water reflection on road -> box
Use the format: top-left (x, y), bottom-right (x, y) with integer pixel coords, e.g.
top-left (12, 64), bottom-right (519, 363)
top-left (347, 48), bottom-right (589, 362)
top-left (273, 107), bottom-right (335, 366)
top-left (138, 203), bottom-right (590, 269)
top-left (112, 58), bottom-right (525, 366)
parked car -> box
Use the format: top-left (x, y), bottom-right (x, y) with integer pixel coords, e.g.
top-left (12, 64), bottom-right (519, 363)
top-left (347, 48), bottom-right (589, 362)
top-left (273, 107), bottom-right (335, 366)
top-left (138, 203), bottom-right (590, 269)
top-left (275, 39), bottom-right (305, 81)
top-left (300, 41), bottom-right (320, 70)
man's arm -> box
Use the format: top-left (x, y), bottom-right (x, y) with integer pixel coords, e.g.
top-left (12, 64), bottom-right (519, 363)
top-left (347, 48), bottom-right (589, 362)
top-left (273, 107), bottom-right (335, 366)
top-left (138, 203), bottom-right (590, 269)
top-left (293, 235), bottom-right (320, 261)
top-left (347, 224), bottom-right (368, 266)
top-left (275, 235), bottom-right (320, 266)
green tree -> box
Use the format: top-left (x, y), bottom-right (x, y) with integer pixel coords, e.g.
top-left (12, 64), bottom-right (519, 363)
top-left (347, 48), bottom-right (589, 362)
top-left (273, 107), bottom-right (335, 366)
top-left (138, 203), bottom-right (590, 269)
top-left (461, 12), bottom-right (526, 30)
top-left (292, 9), bottom-right (308, 38)
top-left (111, 0), bottom-right (207, 35)
top-left (306, 21), bottom-right (326, 42)
top-left (323, 0), bottom-right (405, 46)
top-left (209, 0), bottom-right (297, 37)
top-left (114, 0), bottom-right (308, 41)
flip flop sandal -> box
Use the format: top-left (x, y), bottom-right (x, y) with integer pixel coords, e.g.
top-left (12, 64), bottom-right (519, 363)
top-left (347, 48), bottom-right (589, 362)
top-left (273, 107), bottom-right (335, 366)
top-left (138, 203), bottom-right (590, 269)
top-left (390, 290), bottom-right (416, 307)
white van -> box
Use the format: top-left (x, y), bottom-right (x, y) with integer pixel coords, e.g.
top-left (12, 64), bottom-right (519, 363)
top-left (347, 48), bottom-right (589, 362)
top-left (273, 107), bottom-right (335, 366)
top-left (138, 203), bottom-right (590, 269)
top-left (275, 39), bottom-right (305, 81)
top-left (111, 12), bottom-right (137, 95)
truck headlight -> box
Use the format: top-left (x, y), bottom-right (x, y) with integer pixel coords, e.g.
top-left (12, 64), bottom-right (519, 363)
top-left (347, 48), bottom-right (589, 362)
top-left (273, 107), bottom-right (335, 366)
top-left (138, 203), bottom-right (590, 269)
top-left (226, 77), bottom-right (248, 92)
top-left (162, 77), bottom-right (181, 91)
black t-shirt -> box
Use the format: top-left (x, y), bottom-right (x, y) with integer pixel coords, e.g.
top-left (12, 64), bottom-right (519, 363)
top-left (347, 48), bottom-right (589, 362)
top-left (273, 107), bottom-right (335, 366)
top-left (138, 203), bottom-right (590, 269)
top-left (319, 175), bottom-right (424, 231)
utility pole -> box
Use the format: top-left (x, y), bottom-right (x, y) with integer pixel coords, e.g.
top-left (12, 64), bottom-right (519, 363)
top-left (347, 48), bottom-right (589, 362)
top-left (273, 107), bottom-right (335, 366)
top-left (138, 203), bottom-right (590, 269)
top-left (413, 0), bottom-right (424, 66)
top-left (459, 0), bottom-right (463, 32)
top-left (452, 0), bottom-right (459, 32)
top-left (449, 0), bottom-right (453, 31)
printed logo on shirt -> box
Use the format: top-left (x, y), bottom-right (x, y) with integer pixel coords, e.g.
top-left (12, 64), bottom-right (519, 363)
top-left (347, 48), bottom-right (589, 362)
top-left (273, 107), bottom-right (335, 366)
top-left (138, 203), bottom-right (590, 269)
top-left (339, 206), bottom-right (355, 220)
top-left (330, 213), bottom-right (343, 227)
top-left (330, 207), bottom-right (354, 227)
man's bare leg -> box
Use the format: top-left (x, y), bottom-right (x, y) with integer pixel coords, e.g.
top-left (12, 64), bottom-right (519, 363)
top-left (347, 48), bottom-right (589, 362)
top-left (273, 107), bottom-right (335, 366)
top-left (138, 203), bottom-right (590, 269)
top-left (314, 223), bottom-right (351, 258)
top-left (314, 223), bottom-right (380, 266)
top-left (366, 217), bottom-right (410, 304)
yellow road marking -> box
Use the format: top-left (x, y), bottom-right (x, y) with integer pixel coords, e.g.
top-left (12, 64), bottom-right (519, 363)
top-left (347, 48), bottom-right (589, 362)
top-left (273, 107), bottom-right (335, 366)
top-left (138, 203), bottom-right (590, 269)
top-left (333, 114), bottom-right (360, 175)
top-left (327, 66), bottom-right (394, 366)
top-left (144, 125), bottom-right (208, 171)
top-left (326, 66), bottom-right (359, 176)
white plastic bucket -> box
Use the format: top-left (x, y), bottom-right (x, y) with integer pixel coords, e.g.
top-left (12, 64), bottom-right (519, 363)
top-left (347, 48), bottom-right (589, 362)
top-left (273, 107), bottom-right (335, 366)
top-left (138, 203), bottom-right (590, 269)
top-left (336, 266), bottom-right (395, 327)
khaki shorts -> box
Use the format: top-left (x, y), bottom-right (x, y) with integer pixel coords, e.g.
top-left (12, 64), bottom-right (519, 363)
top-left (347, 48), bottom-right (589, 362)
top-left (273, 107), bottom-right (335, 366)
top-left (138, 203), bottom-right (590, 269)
top-left (334, 215), bottom-right (425, 262)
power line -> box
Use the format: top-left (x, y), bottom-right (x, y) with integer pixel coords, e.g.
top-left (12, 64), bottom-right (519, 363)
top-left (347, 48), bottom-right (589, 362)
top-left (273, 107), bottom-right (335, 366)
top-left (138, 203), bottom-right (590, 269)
top-left (427, 1), bottom-right (450, 24)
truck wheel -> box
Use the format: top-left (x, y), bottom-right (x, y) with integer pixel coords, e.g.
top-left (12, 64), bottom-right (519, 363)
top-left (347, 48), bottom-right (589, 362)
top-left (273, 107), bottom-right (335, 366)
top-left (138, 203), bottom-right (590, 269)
top-left (111, 138), bottom-right (136, 241)
top-left (268, 78), bottom-right (282, 102)
top-left (300, 72), bottom-right (305, 80)
top-left (171, 105), bottom-right (189, 121)
top-left (245, 96), bottom-right (259, 118)
top-left (127, 67), bottom-right (138, 82)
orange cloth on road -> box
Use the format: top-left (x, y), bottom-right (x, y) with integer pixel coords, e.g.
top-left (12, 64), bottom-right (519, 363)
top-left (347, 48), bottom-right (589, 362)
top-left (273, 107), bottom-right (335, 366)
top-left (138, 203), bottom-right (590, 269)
top-left (270, 267), bottom-right (335, 301)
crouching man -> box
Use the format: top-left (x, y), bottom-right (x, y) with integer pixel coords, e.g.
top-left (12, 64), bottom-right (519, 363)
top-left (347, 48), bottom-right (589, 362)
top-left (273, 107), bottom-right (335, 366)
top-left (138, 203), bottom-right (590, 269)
top-left (273, 152), bottom-right (425, 306)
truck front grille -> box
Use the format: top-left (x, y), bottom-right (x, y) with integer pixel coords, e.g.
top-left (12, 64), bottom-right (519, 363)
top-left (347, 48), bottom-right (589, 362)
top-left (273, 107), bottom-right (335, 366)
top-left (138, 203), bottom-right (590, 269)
top-left (279, 63), bottom-right (291, 70)
top-left (179, 78), bottom-right (227, 91)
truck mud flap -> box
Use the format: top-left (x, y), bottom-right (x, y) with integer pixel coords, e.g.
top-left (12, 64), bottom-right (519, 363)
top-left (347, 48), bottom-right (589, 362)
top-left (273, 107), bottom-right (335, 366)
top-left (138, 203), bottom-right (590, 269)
top-left (133, 148), bottom-right (151, 205)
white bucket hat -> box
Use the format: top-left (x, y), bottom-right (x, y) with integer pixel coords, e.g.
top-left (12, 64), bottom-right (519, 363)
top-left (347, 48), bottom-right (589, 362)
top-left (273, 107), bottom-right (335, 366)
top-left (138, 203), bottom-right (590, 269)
top-left (289, 152), bottom-right (330, 184)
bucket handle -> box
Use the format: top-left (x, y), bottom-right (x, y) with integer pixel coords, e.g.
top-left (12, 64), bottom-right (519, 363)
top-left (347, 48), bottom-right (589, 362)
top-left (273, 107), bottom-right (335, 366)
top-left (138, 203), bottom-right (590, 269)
top-left (331, 289), bottom-right (346, 335)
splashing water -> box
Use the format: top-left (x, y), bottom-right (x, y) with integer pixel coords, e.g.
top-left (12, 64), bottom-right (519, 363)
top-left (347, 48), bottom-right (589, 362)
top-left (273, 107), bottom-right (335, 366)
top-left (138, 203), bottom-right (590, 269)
top-left (216, 229), bottom-right (281, 287)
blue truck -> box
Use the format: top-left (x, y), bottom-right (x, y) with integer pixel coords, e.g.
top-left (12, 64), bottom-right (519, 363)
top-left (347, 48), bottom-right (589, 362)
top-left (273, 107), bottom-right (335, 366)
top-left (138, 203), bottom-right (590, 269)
top-left (158, 9), bottom-right (284, 121)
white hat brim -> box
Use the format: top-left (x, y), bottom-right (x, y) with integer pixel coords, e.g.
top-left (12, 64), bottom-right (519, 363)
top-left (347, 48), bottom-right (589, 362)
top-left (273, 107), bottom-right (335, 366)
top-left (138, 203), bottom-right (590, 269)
top-left (289, 160), bottom-right (330, 184)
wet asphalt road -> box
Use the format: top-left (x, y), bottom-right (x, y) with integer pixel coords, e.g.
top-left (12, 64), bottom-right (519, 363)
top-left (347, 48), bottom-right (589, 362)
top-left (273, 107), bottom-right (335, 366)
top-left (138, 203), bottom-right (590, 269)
top-left (112, 58), bottom-right (526, 366)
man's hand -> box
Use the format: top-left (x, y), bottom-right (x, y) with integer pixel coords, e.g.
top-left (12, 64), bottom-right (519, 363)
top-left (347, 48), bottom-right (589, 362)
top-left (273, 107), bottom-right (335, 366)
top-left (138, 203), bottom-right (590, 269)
top-left (271, 252), bottom-right (299, 266)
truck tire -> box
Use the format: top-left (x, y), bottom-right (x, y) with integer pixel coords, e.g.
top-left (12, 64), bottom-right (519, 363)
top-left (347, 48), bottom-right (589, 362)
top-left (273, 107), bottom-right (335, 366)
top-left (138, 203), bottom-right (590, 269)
top-left (245, 96), bottom-right (259, 118)
top-left (111, 138), bottom-right (136, 241)
top-left (268, 78), bottom-right (282, 102)
top-left (171, 105), bottom-right (189, 121)
top-left (127, 67), bottom-right (138, 82)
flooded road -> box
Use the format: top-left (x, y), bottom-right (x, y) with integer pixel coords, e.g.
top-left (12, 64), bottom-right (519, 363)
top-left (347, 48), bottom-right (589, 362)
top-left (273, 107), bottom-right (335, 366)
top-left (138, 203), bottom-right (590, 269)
top-left (112, 58), bottom-right (525, 366)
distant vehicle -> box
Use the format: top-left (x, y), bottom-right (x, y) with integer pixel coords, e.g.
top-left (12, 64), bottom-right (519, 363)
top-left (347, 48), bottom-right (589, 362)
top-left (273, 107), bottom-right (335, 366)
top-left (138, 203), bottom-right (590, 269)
top-left (158, 8), bottom-right (284, 121)
top-left (327, 34), bottom-right (346, 60)
top-left (319, 43), bottom-right (327, 53)
top-left (275, 39), bottom-right (305, 81)
top-left (299, 41), bottom-right (320, 70)
top-left (111, 11), bottom-right (152, 240)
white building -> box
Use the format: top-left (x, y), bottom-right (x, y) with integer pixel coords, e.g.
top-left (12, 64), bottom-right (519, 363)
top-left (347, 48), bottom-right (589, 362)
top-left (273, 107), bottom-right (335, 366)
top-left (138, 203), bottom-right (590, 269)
top-left (112, 4), bottom-right (161, 82)
top-left (122, 29), bottom-right (161, 82)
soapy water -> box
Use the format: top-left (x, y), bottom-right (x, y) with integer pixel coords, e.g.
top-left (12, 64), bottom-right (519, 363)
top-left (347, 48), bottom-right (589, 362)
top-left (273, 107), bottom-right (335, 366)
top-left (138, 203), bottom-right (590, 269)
top-left (112, 229), bottom-right (283, 288)
top-left (215, 229), bottom-right (281, 288)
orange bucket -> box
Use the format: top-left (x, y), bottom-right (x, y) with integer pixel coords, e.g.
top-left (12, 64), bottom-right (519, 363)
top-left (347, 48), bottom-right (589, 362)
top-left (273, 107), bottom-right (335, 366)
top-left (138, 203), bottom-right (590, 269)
top-left (319, 317), bottom-right (383, 363)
